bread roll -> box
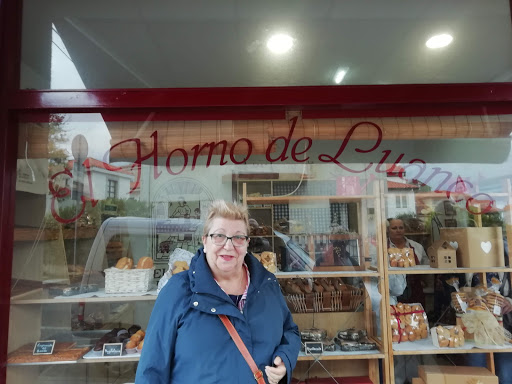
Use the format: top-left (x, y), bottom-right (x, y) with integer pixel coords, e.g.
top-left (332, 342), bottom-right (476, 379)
top-left (116, 257), bottom-right (134, 269)
top-left (136, 256), bottom-right (154, 269)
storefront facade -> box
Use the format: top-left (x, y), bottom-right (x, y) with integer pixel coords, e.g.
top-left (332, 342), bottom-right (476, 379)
top-left (2, 2), bottom-right (512, 383)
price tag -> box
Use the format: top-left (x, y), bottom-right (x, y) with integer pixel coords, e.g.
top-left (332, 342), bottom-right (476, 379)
top-left (304, 342), bottom-right (323, 355)
top-left (33, 340), bottom-right (55, 355)
top-left (102, 343), bottom-right (123, 357)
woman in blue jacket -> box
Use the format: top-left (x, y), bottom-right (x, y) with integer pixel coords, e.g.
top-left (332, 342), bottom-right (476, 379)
top-left (135, 200), bottom-right (301, 384)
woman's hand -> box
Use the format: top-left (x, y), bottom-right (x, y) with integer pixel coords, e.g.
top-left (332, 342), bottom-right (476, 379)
top-left (265, 356), bottom-right (286, 384)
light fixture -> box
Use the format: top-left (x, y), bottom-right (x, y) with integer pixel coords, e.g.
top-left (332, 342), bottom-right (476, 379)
top-left (267, 34), bottom-right (294, 54)
top-left (334, 69), bottom-right (348, 84)
top-left (426, 33), bottom-right (453, 49)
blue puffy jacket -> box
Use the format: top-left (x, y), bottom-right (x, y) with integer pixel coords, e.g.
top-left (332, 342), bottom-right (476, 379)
top-left (135, 247), bottom-right (301, 383)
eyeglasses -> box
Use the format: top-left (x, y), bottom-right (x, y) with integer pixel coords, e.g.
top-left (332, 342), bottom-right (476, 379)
top-left (208, 233), bottom-right (249, 247)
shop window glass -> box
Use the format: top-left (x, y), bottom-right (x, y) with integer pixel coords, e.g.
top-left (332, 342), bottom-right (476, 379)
top-left (9, 112), bottom-right (512, 383)
top-left (21, 0), bottom-right (512, 89)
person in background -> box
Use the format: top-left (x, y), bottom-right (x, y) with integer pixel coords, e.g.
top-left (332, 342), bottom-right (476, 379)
top-left (387, 218), bottom-right (428, 306)
top-left (387, 218), bottom-right (432, 384)
top-left (135, 200), bottom-right (300, 384)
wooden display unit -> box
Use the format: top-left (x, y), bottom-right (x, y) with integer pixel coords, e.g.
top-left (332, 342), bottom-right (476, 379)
top-left (380, 179), bottom-right (512, 384)
top-left (240, 178), bottom-right (390, 384)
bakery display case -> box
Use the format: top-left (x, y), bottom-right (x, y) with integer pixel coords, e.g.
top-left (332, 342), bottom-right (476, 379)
top-left (7, 214), bottom-right (200, 383)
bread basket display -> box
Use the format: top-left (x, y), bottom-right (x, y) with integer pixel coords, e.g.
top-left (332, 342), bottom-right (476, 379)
top-left (104, 256), bottom-right (154, 294)
top-left (104, 267), bottom-right (153, 294)
top-left (279, 278), bottom-right (365, 313)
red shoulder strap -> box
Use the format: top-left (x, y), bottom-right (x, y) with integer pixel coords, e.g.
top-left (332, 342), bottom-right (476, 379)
top-left (218, 314), bottom-right (265, 384)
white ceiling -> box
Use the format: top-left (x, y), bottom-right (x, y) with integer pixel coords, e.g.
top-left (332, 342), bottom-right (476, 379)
top-left (20, 0), bottom-right (512, 89)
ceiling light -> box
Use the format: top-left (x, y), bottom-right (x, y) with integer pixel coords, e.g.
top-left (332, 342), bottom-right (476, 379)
top-left (267, 34), bottom-right (294, 54)
top-left (334, 69), bottom-right (348, 84)
top-left (426, 34), bottom-right (453, 49)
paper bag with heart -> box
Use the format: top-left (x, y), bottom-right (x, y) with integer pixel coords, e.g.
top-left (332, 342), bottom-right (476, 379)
top-left (440, 227), bottom-right (504, 268)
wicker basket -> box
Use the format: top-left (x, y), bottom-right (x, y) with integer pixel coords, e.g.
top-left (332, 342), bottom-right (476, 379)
top-left (284, 286), bottom-right (365, 313)
top-left (104, 267), bottom-right (154, 294)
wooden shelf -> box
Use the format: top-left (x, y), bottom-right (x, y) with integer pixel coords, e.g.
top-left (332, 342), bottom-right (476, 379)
top-left (8, 351), bottom-right (384, 366)
top-left (246, 195), bottom-right (374, 205)
top-left (393, 338), bottom-right (512, 355)
top-left (388, 266), bottom-right (512, 275)
top-left (14, 227), bottom-right (98, 242)
top-left (275, 270), bottom-right (379, 279)
top-left (10, 288), bottom-right (158, 305)
top-left (14, 228), bottom-right (60, 242)
top-left (8, 355), bottom-right (141, 366)
top-left (297, 350), bottom-right (384, 361)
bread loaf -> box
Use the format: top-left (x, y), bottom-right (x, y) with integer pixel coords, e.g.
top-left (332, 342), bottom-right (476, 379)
top-left (136, 256), bottom-right (154, 269)
top-left (115, 257), bottom-right (134, 269)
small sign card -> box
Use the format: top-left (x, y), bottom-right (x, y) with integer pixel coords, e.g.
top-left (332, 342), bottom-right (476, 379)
top-left (102, 343), bottom-right (123, 357)
top-left (304, 342), bottom-right (323, 355)
top-left (33, 340), bottom-right (55, 355)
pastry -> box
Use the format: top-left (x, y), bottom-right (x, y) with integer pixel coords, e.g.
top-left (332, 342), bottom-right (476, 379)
top-left (313, 281), bottom-right (324, 293)
top-left (260, 252), bottom-right (277, 273)
top-left (319, 278), bottom-right (335, 292)
top-left (125, 340), bottom-right (137, 349)
top-left (135, 330), bottom-right (145, 338)
top-left (284, 280), bottom-right (303, 295)
top-left (128, 325), bottom-right (141, 335)
top-left (130, 334), bottom-right (142, 343)
top-left (172, 261), bottom-right (190, 275)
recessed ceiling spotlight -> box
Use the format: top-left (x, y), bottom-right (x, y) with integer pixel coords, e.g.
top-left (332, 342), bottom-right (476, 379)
top-left (426, 33), bottom-right (453, 49)
top-left (267, 34), bottom-right (294, 54)
top-left (334, 69), bottom-right (348, 84)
